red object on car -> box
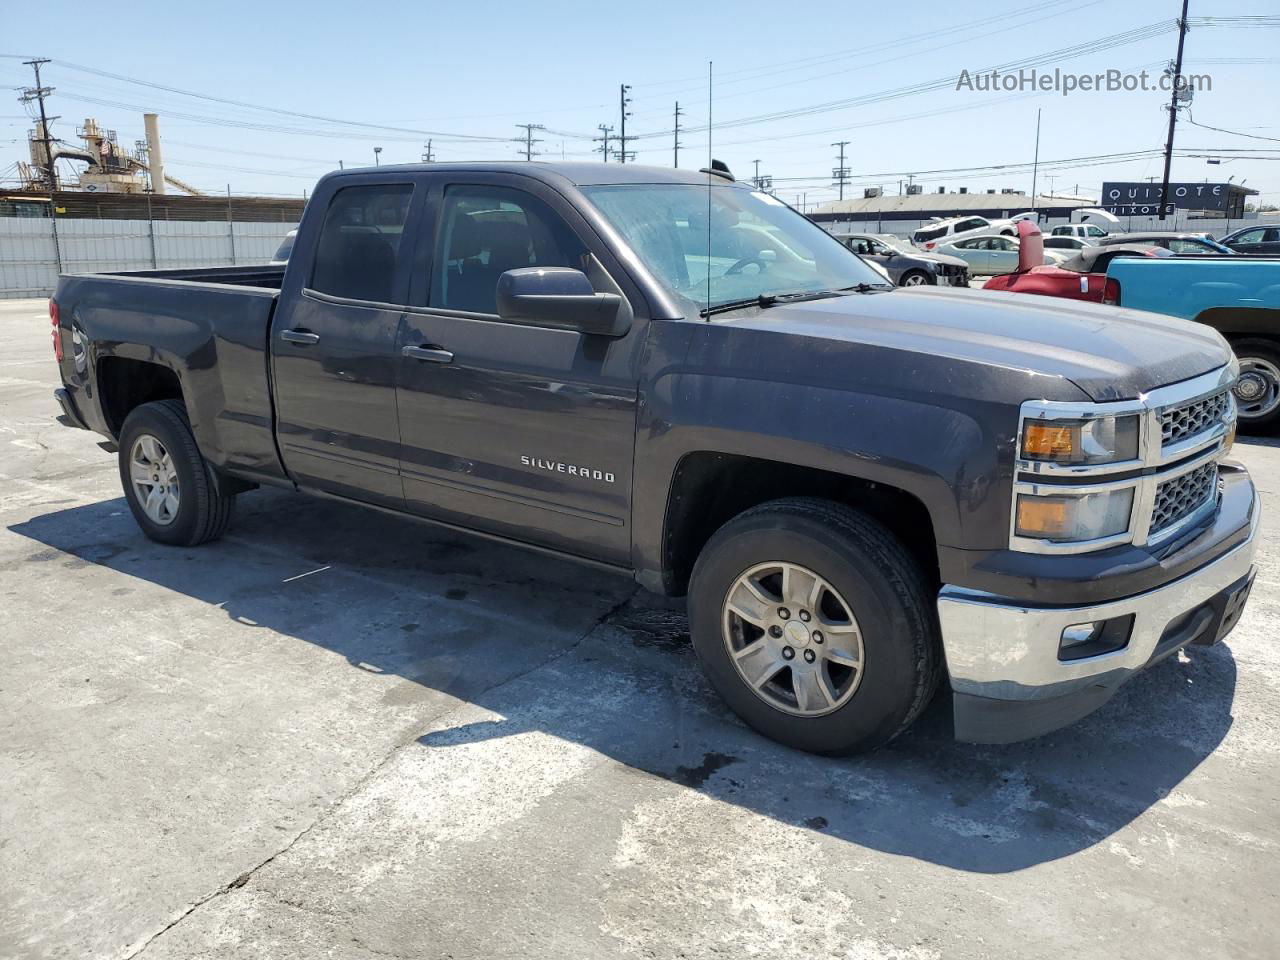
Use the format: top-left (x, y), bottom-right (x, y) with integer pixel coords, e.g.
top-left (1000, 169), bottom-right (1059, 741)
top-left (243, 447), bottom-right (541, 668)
top-left (984, 220), bottom-right (1167, 302)
top-left (49, 299), bottom-right (62, 362)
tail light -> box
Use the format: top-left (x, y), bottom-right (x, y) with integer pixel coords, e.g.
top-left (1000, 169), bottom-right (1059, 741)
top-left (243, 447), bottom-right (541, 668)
top-left (1102, 278), bottom-right (1120, 305)
top-left (49, 299), bottom-right (62, 362)
top-left (924, 242), bottom-right (936, 251)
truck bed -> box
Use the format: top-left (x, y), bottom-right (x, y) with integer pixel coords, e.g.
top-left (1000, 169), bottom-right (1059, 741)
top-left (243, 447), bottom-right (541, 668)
top-left (92, 263), bottom-right (287, 289)
top-left (54, 266), bottom-right (288, 486)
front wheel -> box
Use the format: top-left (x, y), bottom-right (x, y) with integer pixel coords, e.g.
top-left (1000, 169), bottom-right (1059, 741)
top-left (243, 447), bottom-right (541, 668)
top-left (687, 498), bottom-right (941, 755)
top-left (899, 269), bottom-right (933, 287)
top-left (118, 399), bottom-right (235, 545)
top-left (1231, 339), bottom-right (1280, 433)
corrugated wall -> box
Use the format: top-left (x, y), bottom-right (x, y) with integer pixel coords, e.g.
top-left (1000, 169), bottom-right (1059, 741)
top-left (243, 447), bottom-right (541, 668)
top-left (0, 217), bottom-right (297, 298)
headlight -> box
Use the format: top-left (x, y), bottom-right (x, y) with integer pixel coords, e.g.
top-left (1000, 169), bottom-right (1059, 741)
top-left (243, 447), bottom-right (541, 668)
top-left (1021, 415), bottom-right (1140, 465)
top-left (1015, 488), bottom-right (1134, 542)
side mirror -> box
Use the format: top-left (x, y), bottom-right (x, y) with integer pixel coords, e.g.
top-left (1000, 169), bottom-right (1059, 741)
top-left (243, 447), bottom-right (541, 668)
top-left (496, 267), bottom-right (628, 337)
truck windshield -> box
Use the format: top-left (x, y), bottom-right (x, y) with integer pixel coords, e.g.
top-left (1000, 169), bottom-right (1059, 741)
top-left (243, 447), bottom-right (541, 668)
top-left (581, 183), bottom-right (888, 313)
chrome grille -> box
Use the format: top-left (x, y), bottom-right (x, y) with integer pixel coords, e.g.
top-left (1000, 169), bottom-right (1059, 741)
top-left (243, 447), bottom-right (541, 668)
top-left (1151, 463), bottom-right (1219, 537)
top-left (1161, 390), bottom-right (1230, 446)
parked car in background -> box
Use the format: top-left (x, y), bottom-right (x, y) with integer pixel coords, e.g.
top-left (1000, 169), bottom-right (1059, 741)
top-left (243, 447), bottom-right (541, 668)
top-left (842, 233), bottom-right (969, 286)
top-left (986, 221), bottom-right (1168, 303)
top-left (1050, 222), bottom-right (1109, 240)
top-left (1099, 232), bottom-right (1235, 255)
top-left (1219, 225), bottom-right (1280, 254)
top-left (935, 234), bottom-right (1067, 275)
top-left (1043, 235), bottom-right (1096, 252)
top-left (1105, 255), bottom-right (1280, 429)
top-left (987, 224), bottom-right (1280, 430)
top-left (910, 213), bottom-right (1031, 250)
top-left (269, 229), bottom-right (298, 264)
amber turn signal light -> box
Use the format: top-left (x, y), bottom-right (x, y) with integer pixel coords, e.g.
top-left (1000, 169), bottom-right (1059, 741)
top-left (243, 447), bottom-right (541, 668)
top-left (1022, 423), bottom-right (1076, 459)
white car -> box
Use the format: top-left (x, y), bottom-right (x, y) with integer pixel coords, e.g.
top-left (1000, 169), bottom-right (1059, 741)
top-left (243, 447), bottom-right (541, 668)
top-left (911, 213), bottom-right (1034, 251)
top-left (1050, 223), bottom-right (1109, 241)
top-left (1042, 235), bottom-right (1097, 252)
top-left (934, 234), bottom-right (1068, 275)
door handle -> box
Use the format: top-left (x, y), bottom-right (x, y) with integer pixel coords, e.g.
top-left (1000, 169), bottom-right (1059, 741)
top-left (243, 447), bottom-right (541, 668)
top-left (280, 329), bottom-right (320, 345)
top-left (401, 345), bottom-right (454, 364)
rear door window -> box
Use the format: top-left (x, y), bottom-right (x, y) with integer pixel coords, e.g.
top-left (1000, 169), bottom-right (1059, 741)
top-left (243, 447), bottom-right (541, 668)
top-left (913, 225), bottom-right (947, 243)
top-left (310, 184), bottom-right (413, 303)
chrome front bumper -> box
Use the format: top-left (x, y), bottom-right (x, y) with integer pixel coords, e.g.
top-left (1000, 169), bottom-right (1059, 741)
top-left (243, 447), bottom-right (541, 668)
top-left (938, 483), bottom-right (1260, 743)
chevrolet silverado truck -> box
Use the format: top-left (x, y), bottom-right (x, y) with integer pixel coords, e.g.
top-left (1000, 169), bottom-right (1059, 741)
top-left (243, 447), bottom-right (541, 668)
top-left (50, 162), bottom-right (1260, 754)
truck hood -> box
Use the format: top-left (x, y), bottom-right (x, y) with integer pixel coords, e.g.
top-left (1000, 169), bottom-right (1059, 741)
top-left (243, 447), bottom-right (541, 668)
top-left (716, 287), bottom-right (1230, 401)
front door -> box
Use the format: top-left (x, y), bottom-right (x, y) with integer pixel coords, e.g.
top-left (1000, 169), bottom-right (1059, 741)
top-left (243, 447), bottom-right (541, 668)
top-left (271, 180), bottom-right (416, 507)
top-left (394, 176), bottom-right (640, 564)
top-left (988, 237), bottom-right (1020, 272)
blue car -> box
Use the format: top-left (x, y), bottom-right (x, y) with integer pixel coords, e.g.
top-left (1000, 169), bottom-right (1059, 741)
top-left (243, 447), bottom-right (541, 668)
top-left (1105, 255), bottom-right (1280, 430)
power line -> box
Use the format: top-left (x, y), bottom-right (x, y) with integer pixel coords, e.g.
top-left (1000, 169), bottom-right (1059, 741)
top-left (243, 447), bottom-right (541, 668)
top-left (618, 85), bottom-right (634, 164)
top-left (832, 141), bottom-right (850, 201)
top-left (516, 123), bottom-right (544, 161)
top-left (594, 124), bottom-right (613, 162)
top-left (32, 58), bottom-right (515, 142)
top-left (1158, 0), bottom-right (1190, 220)
top-left (632, 21), bottom-right (1178, 140)
top-left (673, 101), bottom-right (682, 167)
top-left (18, 58), bottom-right (56, 189)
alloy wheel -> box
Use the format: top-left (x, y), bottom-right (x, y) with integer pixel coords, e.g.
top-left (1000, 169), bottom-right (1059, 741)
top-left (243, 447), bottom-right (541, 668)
top-left (721, 561), bottom-right (865, 717)
top-left (129, 434), bottom-right (181, 525)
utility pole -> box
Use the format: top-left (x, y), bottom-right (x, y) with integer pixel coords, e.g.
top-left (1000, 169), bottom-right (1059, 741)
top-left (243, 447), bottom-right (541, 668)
top-left (20, 59), bottom-right (58, 191)
top-left (594, 124), bottom-right (613, 162)
top-left (1158, 0), bottom-right (1191, 221)
top-left (832, 140), bottom-right (851, 202)
top-left (753, 159), bottom-right (762, 189)
top-left (673, 101), bottom-right (683, 167)
top-left (373, 146), bottom-right (382, 166)
top-left (618, 84), bottom-right (633, 164)
top-left (1030, 108), bottom-right (1041, 214)
top-left (421, 139), bottom-right (435, 163)
top-left (516, 124), bottom-right (544, 161)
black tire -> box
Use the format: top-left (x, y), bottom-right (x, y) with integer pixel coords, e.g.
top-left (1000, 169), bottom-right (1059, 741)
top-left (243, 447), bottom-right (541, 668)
top-left (687, 497), bottom-right (941, 755)
top-left (1231, 339), bottom-right (1280, 433)
top-left (118, 399), bottom-right (235, 546)
top-left (898, 269), bottom-right (934, 287)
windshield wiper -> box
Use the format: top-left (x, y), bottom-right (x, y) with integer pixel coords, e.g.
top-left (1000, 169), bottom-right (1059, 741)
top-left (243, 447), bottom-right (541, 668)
top-left (698, 289), bottom-right (846, 319)
top-left (836, 282), bottom-right (891, 293)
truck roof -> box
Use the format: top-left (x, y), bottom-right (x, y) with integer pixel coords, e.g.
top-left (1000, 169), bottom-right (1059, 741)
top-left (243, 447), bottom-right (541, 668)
top-left (324, 161), bottom-right (738, 189)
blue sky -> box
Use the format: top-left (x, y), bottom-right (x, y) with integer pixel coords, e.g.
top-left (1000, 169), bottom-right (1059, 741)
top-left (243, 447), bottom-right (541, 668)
top-left (2, 0), bottom-right (1277, 207)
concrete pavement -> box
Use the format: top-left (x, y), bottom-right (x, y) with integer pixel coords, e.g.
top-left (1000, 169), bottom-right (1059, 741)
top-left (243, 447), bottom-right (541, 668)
top-left (1, 296), bottom-right (1277, 959)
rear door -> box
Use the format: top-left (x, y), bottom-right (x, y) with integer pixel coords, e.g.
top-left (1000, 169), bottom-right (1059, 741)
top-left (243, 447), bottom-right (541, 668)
top-left (270, 178), bottom-right (418, 507)
top-left (393, 173), bottom-right (642, 564)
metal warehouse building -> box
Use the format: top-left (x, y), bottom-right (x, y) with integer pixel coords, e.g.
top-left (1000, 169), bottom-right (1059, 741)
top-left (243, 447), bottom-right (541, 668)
top-left (807, 190), bottom-right (1097, 230)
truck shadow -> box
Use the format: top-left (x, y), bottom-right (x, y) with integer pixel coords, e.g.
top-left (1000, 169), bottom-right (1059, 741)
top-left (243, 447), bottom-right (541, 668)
top-left (9, 488), bottom-right (1239, 875)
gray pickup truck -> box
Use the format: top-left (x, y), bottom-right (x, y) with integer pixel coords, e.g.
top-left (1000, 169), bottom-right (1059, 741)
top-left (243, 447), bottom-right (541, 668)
top-left (50, 161), bottom-right (1260, 754)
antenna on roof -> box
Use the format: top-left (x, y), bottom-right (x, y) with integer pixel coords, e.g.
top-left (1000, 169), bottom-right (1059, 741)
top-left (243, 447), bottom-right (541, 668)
top-left (705, 60), bottom-right (713, 318)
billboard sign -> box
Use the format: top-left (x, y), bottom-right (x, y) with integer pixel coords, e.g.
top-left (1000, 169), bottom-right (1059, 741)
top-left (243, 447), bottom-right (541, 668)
top-left (1100, 181), bottom-right (1233, 215)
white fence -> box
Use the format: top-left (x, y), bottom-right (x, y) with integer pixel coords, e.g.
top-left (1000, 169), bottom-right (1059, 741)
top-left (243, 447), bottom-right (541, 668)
top-left (0, 217), bottom-right (297, 299)
top-left (821, 213), bottom-right (1280, 241)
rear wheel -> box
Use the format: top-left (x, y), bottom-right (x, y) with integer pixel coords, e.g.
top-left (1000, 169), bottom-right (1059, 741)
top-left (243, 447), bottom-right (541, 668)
top-left (688, 498), bottom-right (941, 755)
top-left (1231, 339), bottom-right (1280, 432)
top-left (118, 399), bottom-right (235, 545)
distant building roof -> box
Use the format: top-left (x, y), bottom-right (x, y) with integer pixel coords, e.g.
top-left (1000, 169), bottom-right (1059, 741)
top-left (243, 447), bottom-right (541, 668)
top-left (811, 192), bottom-right (1098, 218)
